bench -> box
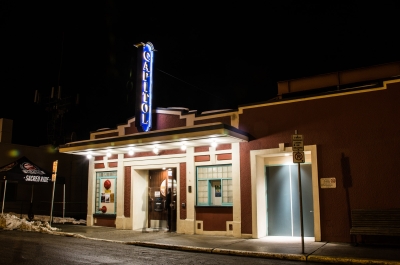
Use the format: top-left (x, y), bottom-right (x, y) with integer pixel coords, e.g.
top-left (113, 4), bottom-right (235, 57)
top-left (350, 209), bottom-right (400, 245)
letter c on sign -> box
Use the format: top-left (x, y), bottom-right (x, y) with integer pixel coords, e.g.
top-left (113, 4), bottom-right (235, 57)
top-left (143, 52), bottom-right (151, 62)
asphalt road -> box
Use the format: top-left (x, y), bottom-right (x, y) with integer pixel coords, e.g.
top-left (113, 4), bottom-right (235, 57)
top-left (0, 230), bottom-right (327, 265)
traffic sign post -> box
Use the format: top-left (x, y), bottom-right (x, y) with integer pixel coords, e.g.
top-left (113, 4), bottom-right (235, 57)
top-left (50, 160), bottom-right (58, 226)
top-left (293, 151), bottom-right (305, 163)
top-left (292, 131), bottom-right (305, 254)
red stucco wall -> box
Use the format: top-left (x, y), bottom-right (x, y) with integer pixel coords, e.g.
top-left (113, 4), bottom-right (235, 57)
top-left (239, 83), bottom-right (400, 242)
top-left (194, 116), bottom-right (231, 126)
top-left (124, 166), bottom-right (131, 217)
top-left (154, 113), bottom-right (186, 130)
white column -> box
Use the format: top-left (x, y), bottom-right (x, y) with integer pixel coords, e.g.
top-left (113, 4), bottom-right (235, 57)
top-left (115, 153), bottom-right (125, 229)
top-left (232, 142), bottom-right (242, 237)
top-left (86, 158), bottom-right (95, 226)
top-left (184, 146), bottom-right (195, 234)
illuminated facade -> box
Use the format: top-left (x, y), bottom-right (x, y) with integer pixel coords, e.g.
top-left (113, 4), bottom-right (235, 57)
top-left (59, 62), bottom-right (400, 243)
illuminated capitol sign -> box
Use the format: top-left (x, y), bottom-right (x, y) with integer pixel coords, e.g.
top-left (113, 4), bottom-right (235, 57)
top-left (134, 42), bottom-right (155, 132)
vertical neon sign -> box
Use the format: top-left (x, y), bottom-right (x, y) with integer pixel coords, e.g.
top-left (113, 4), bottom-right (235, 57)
top-left (135, 42), bottom-right (155, 132)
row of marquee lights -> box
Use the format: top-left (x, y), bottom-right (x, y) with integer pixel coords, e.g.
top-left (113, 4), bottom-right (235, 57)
top-left (86, 139), bottom-right (219, 159)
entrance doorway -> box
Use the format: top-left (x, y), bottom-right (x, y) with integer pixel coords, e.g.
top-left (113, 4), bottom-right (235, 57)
top-left (266, 164), bottom-right (314, 236)
top-left (148, 168), bottom-right (177, 231)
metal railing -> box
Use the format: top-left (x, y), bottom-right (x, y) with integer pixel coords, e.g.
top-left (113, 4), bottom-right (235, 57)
top-left (1, 200), bottom-right (87, 221)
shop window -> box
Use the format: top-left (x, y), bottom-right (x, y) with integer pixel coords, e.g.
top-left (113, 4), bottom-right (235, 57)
top-left (196, 165), bottom-right (232, 206)
top-left (95, 171), bottom-right (117, 214)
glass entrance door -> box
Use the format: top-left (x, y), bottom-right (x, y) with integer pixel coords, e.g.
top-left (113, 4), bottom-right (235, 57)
top-left (148, 168), bottom-right (177, 231)
top-left (266, 164), bottom-right (314, 236)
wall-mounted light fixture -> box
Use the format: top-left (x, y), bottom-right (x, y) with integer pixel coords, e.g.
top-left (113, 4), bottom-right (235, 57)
top-left (181, 143), bottom-right (187, 151)
top-left (106, 151), bottom-right (112, 158)
top-left (153, 146), bottom-right (159, 155)
top-left (128, 148), bottom-right (134, 156)
top-left (86, 152), bottom-right (92, 159)
top-left (211, 139), bottom-right (218, 148)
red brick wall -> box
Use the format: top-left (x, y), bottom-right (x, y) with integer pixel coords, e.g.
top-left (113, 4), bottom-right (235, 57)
top-left (109, 154), bottom-right (118, 160)
top-left (239, 82), bottom-right (400, 242)
top-left (194, 155), bottom-right (210, 162)
top-left (108, 162), bottom-right (118, 168)
top-left (124, 166), bottom-right (131, 217)
top-left (94, 217), bottom-right (115, 227)
top-left (195, 146), bottom-right (209, 152)
top-left (125, 113), bottom-right (186, 134)
top-left (153, 113), bottom-right (186, 130)
top-left (216, 143), bottom-right (231, 151)
top-left (94, 132), bottom-right (118, 139)
top-left (123, 149), bottom-right (185, 159)
top-left (217, 153), bottom-right (232, 161)
top-left (194, 116), bottom-right (231, 126)
top-left (180, 163), bottom-right (187, 220)
top-left (94, 163), bottom-right (105, 169)
top-left (125, 121), bottom-right (139, 135)
top-left (196, 207), bottom-right (233, 231)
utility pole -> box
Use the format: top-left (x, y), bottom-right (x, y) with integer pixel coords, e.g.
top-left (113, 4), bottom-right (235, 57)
top-left (33, 32), bottom-right (79, 146)
top-left (34, 87), bottom-right (78, 146)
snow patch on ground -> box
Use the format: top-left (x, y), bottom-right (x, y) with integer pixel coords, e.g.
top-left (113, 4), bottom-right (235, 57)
top-left (0, 213), bottom-right (86, 233)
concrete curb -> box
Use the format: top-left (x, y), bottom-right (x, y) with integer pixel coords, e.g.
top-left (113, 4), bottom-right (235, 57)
top-left (308, 255), bottom-right (400, 265)
top-left (55, 232), bottom-right (400, 265)
top-left (129, 241), bottom-right (214, 253)
top-left (212, 248), bottom-right (306, 261)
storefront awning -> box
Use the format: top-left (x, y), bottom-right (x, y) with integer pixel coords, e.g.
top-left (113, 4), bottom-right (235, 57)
top-left (59, 123), bottom-right (250, 156)
top-left (0, 156), bottom-right (65, 184)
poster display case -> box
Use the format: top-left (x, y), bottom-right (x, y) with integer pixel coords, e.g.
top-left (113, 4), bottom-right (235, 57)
top-left (95, 171), bottom-right (117, 214)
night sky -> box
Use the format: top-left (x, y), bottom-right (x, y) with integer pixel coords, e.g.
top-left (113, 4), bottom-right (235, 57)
top-left (2, 1), bottom-right (400, 147)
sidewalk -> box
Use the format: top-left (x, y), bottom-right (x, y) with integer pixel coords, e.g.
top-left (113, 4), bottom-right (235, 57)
top-left (52, 224), bottom-right (400, 265)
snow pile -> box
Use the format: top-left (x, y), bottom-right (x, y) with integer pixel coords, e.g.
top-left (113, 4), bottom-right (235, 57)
top-left (0, 213), bottom-right (86, 233)
top-left (0, 213), bottom-right (60, 233)
top-left (19, 214), bottom-right (86, 225)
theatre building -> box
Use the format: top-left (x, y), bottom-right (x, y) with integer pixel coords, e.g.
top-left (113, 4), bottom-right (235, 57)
top-left (59, 61), bottom-right (400, 243)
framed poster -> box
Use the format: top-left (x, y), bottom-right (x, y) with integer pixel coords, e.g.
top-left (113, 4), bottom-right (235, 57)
top-left (95, 172), bottom-right (117, 214)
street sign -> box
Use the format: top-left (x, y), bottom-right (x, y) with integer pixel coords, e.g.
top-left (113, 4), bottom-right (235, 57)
top-left (292, 134), bottom-right (304, 151)
top-left (292, 134), bottom-right (303, 141)
top-left (52, 160), bottom-right (58, 181)
top-left (292, 140), bottom-right (304, 151)
top-left (293, 151), bottom-right (305, 163)
top-left (293, 146), bottom-right (304, 151)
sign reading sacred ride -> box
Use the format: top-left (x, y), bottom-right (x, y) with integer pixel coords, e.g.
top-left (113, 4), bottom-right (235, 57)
top-left (134, 42), bottom-right (155, 132)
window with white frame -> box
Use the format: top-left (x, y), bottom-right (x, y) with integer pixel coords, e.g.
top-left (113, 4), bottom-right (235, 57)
top-left (196, 164), bottom-right (233, 206)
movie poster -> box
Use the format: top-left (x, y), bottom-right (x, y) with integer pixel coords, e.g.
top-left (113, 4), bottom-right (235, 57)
top-left (99, 178), bottom-right (116, 214)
